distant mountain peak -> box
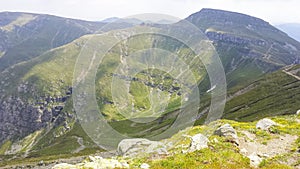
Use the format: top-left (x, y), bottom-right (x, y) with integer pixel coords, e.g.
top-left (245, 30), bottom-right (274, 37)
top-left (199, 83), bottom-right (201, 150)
top-left (101, 17), bottom-right (120, 23)
top-left (188, 8), bottom-right (270, 28)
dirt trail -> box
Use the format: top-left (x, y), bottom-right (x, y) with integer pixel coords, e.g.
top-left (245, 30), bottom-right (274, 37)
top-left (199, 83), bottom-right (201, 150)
top-left (239, 131), bottom-right (298, 158)
top-left (282, 69), bottom-right (300, 80)
top-left (72, 136), bottom-right (85, 153)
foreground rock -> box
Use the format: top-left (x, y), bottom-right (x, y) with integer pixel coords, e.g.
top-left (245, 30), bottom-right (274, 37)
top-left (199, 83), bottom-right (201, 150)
top-left (117, 138), bottom-right (168, 157)
top-left (140, 163), bottom-right (150, 169)
top-left (52, 163), bottom-right (77, 169)
top-left (214, 124), bottom-right (239, 145)
top-left (48, 114), bottom-right (299, 169)
top-left (256, 118), bottom-right (277, 131)
top-left (248, 153), bottom-right (263, 167)
top-left (188, 134), bottom-right (209, 152)
top-left (52, 156), bottom-right (129, 169)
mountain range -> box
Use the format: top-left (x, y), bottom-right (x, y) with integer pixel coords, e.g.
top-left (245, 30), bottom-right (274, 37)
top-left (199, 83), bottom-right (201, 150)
top-left (0, 8), bottom-right (299, 168)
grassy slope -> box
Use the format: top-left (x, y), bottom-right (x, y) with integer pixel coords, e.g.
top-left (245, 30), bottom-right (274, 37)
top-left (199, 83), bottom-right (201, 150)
top-left (223, 67), bottom-right (300, 121)
top-left (1, 10), bottom-right (300, 164)
top-left (130, 114), bottom-right (300, 169)
top-left (2, 114), bottom-right (299, 168)
top-left (2, 38), bottom-right (298, 161)
top-left (0, 25), bottom-right (207, 160)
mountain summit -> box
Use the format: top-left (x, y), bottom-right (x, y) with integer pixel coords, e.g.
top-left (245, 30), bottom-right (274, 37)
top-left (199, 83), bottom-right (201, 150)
top-left (186, 8), bottom-right (300, 86)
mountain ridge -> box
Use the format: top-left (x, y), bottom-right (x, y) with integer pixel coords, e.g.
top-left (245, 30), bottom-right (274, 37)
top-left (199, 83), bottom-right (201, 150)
top-left (0, 11), bottom-right (135, 72)
top-left (0, 8), bottom-right (299, 167)
top-left (276, 23), bottom-right (300, 42)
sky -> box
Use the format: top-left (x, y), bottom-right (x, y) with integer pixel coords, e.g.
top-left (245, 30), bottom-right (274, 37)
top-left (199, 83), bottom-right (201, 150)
top-left (0, 0), bottom-right (299, 24)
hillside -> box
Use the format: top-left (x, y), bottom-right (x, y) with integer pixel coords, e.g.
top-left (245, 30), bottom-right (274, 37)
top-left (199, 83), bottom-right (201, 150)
top-left (0, 22), bottom-right (211, 149)
top-left (0, 8), bottom-right (299, 165)
top-left (187, 8), bottom-right (300, 87)
top-left (1, 114), bottom-right (299, 168)
top-left (0, 12), bottom-right (134, 71)
top-left (223, 64), bottom-right (300, 121)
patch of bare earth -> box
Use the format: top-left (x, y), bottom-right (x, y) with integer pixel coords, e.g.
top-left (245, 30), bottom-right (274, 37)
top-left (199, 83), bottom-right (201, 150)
top-left (239, 131), bottom-right (299, 168)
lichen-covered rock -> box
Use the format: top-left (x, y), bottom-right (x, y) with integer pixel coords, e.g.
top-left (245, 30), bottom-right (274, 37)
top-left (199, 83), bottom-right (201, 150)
top-left (188, 134), bottom-right (209, 152)
top-left (256, 118), bottom-right (277, 131)
top-left (214, 124), bottom-right (239, 145)
top-left (117, 138), bottom-right (168, 157)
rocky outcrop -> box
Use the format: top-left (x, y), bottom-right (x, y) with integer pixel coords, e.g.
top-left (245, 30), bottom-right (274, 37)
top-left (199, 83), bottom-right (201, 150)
top-left (205, 31), bottom-right (266, 46)
top-left (117, 138), bottom-right (168, 157)
top-left (43, 114), bottom-right (300, 169)
top-left (214, 123), bottom-right (239, 145)
top-left (0, 87), bottom-right (73, 145)
top-left (256, 118), bottom-right (277, 131)
top-left (188, 134), bottom-right (209, 152)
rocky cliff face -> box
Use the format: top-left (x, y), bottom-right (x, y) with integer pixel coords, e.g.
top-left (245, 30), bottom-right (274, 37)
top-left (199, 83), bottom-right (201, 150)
top-left (205, 30), bottom-right (266, 46)
top-left (185, 8), bottom-right (300, 88)
top-left (187, 8), bottom-right (300, 65)
top-left (0, 86), bottom-right (73, 145)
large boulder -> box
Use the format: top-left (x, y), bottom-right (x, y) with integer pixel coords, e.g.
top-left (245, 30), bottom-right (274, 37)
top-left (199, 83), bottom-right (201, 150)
top-left (256, 118), bottom-right (277, 131)
top-left (189, 134), bottom-right (209, 152)
top-left (117, 138), bottom-right (168, 157)
top-left (214, 124), bottom-right (239, 145)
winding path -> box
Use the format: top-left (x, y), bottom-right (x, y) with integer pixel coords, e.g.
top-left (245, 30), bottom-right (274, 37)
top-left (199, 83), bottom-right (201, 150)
top-left (72, 136), bottom-right (85, 153)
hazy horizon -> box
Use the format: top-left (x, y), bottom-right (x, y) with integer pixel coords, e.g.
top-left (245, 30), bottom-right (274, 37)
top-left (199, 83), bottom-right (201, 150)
top-left (0, 0), bottom-right (299, 24)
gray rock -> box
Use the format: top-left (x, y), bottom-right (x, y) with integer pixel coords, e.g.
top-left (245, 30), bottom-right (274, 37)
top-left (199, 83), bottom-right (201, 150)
top-left (117, 138), bottom-right (168, 157)
top-left (0, 86), bottom-right (73, 145)
top-left (214, 124), bottom-right (239, 145)
top-left (140, 163), bottom-right (150, 169)
top-left (83, 156), bottom-right (129, 169)
top-left (256, 118), bottom-right (277, 131)
top-left (189, 134), bottom-right (209, 152)
top-left (296, 109), bottom-right (300, 115)
top-left (53, 156), bottom-right (129, 169)
top-left (52, 163), bottom-right (77, 169)
top-left (240, 148), bottom-right (248, 155)
top-left (205, 31), bottom-right (266, 46)
top-left (248, 153), bottom-right (263, 167)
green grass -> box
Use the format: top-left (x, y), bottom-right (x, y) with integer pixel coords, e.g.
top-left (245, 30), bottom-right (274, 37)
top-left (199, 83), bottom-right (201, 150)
top-left (29, 122), bottom-right (101, 157)
top-left (109, 117), bottom-right (176, 138)
top-left (0, 140), bottom-right (12, 155)
top-left (146, 144), bottom-right (249, 169)
top-left (0, 20), bottom-right (299, 167)
top-left (223, 69), bottom-right (300, 121)
top-left (129, 114), bottom-right (300, 169)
